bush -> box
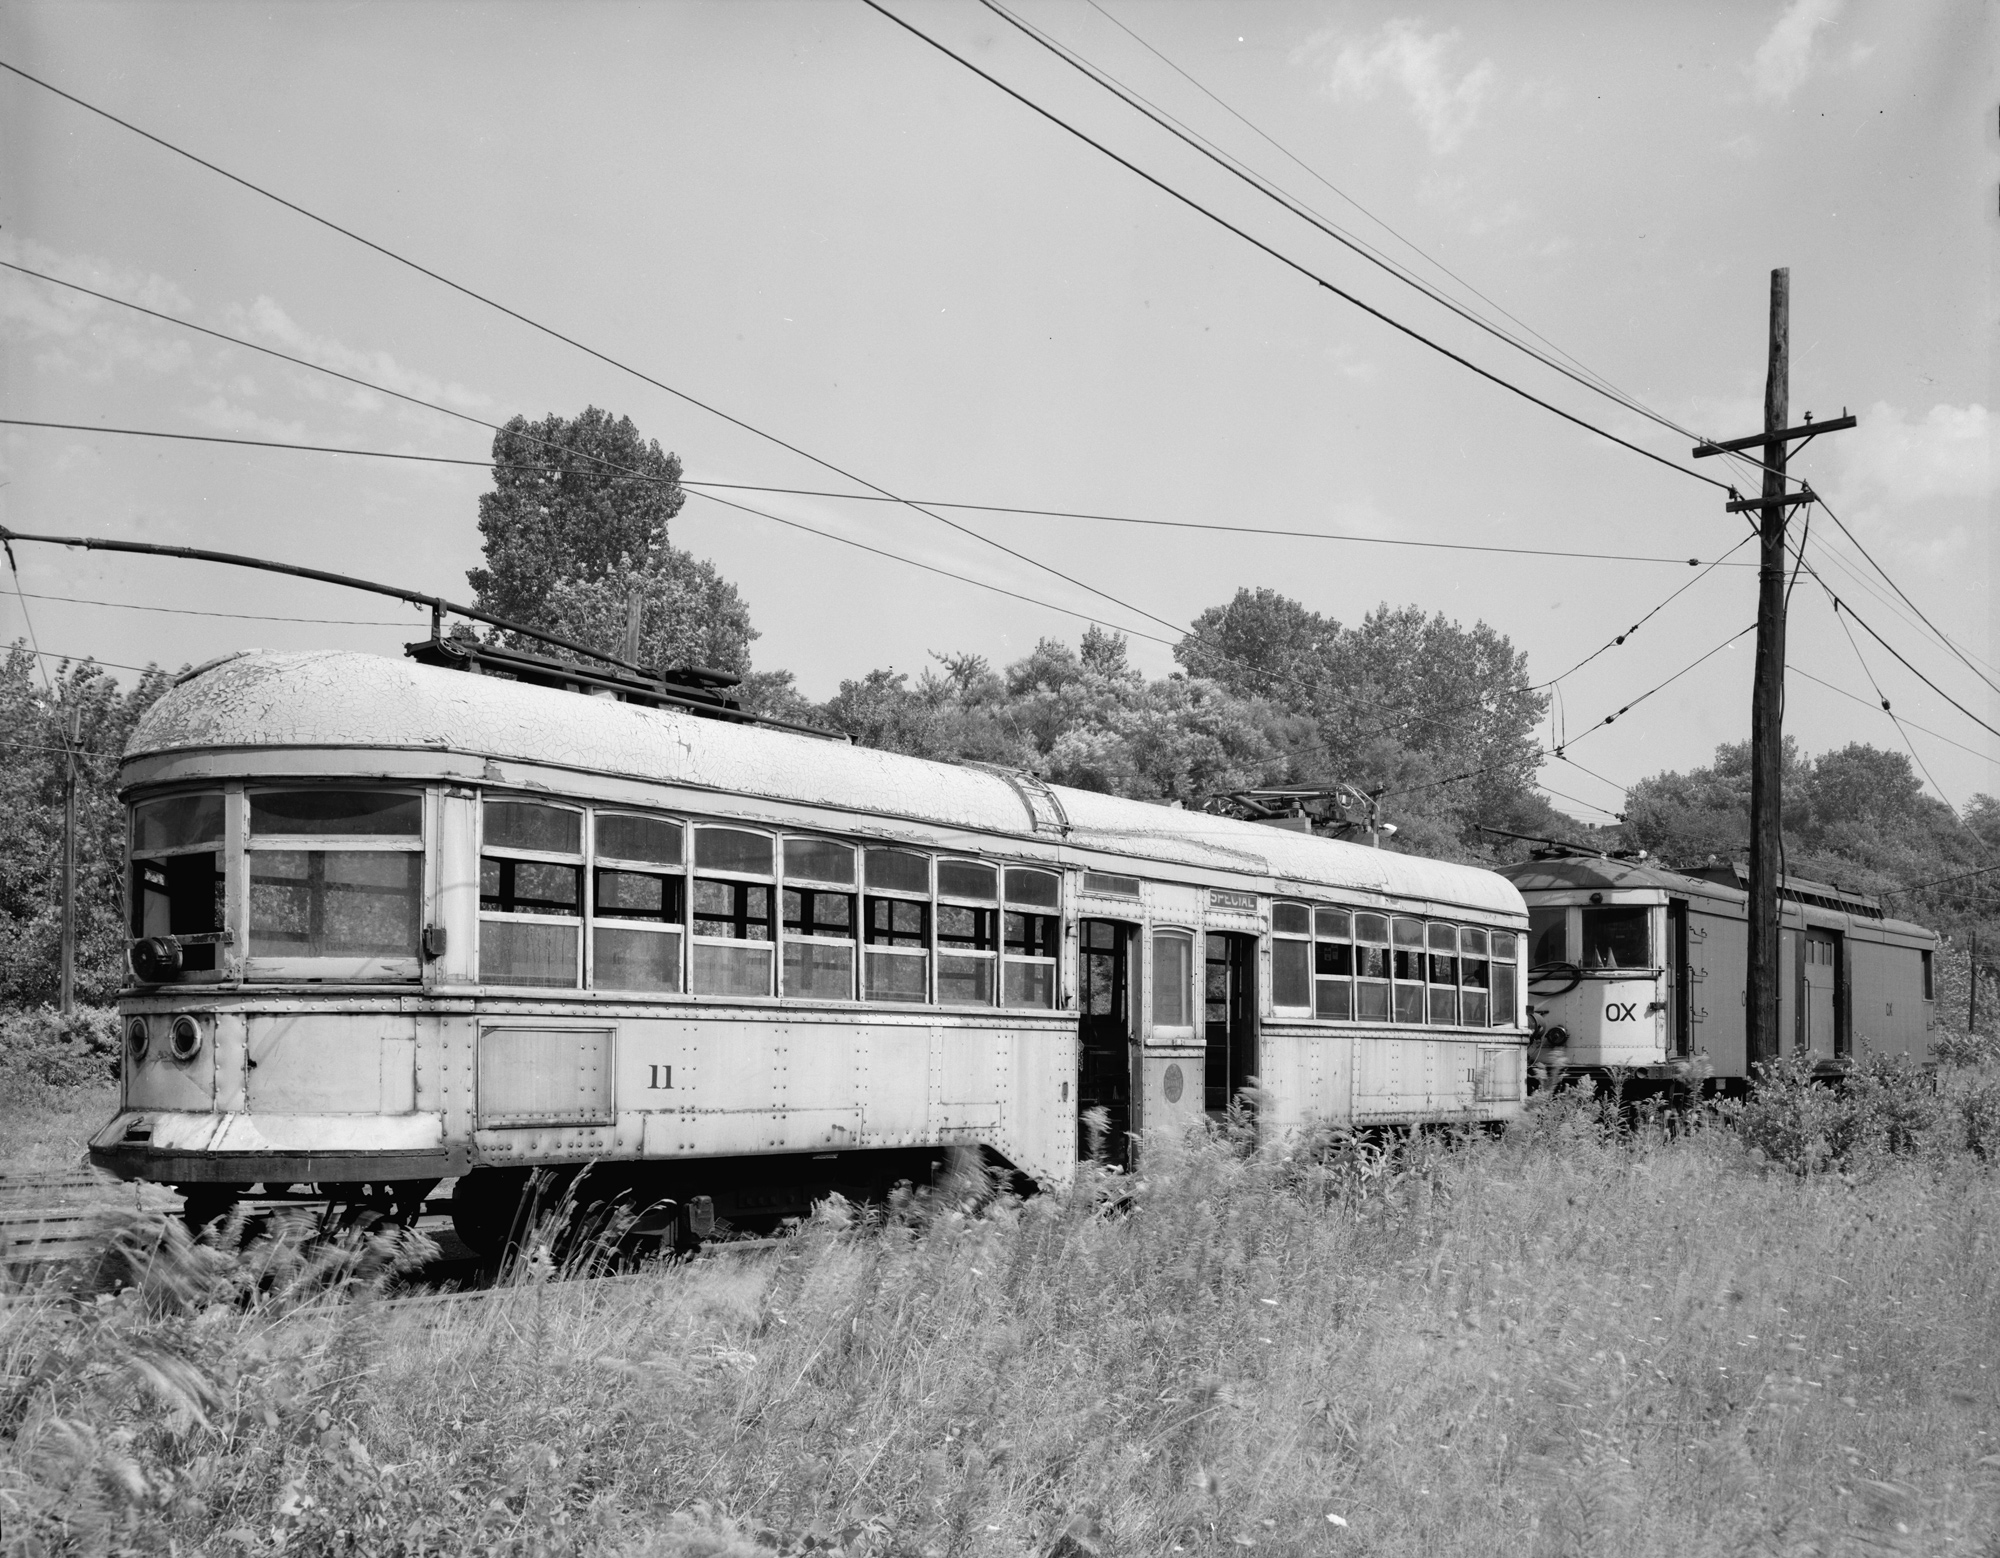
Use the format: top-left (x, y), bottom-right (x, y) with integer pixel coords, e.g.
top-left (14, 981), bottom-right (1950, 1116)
top-left (0, 1005), bottom-right (119, 1100)
top-left (1731, 1050), bottom-right (2000, 1172)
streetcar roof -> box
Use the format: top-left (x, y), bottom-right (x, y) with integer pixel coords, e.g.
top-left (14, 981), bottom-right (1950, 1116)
top-left (123, 649), bottom-right (1526, 919)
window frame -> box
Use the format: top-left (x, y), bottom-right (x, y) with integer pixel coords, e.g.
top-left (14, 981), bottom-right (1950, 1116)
top-left (128, 787), bottom-right (231, 981)
top-left (1270, 900), bottom-right (1313, 1014)
top-left (246, 785), bottom-right (427, 983)
top-left (1311, 906), bottom-right (1354, 1021)
top-left (588, 810), bottom-right (687, 996)
top-left (780, 835), bottom-right (859, 1002)
top-left (862, 846), bottom-right (933, 1005)
top-left (477, 795), bottom-right (586, 990)
top-left (689, 823), bottom-right (777, 999)
top-left (1425, 921), bottom-right (1460, 1027)
top-left (1001, 867), bottom-right (1062, 1010)
top-left (935, 856), bottom-right (1000, 1009)
top-left (1151, 926), bottom-right (1197, 1037)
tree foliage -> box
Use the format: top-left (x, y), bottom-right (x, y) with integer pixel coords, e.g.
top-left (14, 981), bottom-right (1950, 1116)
top-left (468, 407), bottom-right (756, 676)
top-left (0, 646), bottom-right (176, 1006)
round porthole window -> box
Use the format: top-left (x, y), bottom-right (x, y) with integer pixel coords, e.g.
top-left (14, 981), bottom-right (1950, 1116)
top-left (168, 1016), bottom-right (203, 1063)
top-left (125, 1016), bottom-right (149, 1062)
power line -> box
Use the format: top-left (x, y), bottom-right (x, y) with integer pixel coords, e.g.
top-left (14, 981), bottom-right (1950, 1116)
top-left (1556, 622), bottom-right (1756, 752)
top-left (4, 587), bottom-right (415, 627)
top-left (0, 417), bottom-right (523, 470)
top-left (0, 57), bottom-right (1194, 647)
top-left (1880, 860), bottom-right (2000, 898)
top-left (984, 0), bottom-right (1775, 482)
top-left (1788, 662), bottom-right (1993, 764)
top-left (1820, 577), bottom-right (1956, 808)
top-left (859, 0), bottom-right (1735, 496)
top-left (1552, 751), bottom-right (1629, 797)
top-left (1537, 781), bottom-right (1623, 821)
top-left (5, 644), bottom-right (166, 677)
top-left (1823, 588), bottom-right (2000, 746)
top-left (1531, 532), bottom-right (1755, 690)
top-left (684, 481), bottom-right (1743, 569)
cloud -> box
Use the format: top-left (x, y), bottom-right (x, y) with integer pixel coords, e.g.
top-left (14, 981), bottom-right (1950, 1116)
top-left (1310, 20), bottom-right (1495, 155)
top-left (1749, 0), bottom-right (1844, 104)
top-left (231, 296), bottom-right (492, 415)
top-left (1834, 401), bottom-right (1991, 505)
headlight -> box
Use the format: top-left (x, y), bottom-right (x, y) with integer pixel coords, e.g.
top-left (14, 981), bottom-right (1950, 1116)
top-left (125, 1016), bottom-right (150, 1062)
top-left (130, 936), bottom-right (184, 983)
top-left (168, 1016), bottom-right (203, 1063)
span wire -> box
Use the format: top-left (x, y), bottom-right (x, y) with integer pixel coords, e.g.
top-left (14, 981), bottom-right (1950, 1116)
top-left (860, 0), bottom-right (1735, 496)
top-left (1555, 622), bottom-right (1757, 753)
top-left (0, 59), bottom-right (1196, 647)
top-left (8, 587), bottom-right (414, 628)
top-left (1789, 662), bottom-right (1992, 764)
top-left (1531, 531), bottom-right (1755, 690)
top-left (984, 0), bottom-right (1776, 478)
top-left (1821, 576), bottom-right (1960, 811)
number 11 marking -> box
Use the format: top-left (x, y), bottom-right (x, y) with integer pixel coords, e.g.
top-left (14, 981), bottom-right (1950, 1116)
top-left (647, 1064), bottom-right (673, 1090)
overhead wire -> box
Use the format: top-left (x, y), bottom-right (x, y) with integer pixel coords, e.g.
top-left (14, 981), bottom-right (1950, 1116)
top-left (0, 58), bottom-right (1196, 649)
top-left (1788, 663), bottom-right (1992, 764)
top-left (1531, 532), bottom-right (1755, 690)
top-left (982, 0), bottom-right (1776, 479)
top-left (856, 0), bottom-right (1737, 496)
top-left (1555, 622), bottom-right (1757, 752)
top-left (5, 587), bottom-right (415, 627)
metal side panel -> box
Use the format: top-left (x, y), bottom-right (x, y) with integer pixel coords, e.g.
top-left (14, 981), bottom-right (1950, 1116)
top-left (475, 1024), bottom-right (613, 1128)
top-left (1353, 1036), bottom-right (1427, 1119)
top-left (248, 1013), bottom-right (421, 1116)
top-left (932, 1026), bottom-right (1002, 1136)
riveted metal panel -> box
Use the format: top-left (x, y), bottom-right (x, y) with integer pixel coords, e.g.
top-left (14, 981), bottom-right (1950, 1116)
top-left (476, 1025), bottom-right (613, 1127)
top-left (250, 1014), bottom-right (421, 1116)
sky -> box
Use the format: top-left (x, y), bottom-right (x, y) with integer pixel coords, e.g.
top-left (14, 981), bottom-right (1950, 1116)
top-left (0, 0), bottom-right (1994, 828)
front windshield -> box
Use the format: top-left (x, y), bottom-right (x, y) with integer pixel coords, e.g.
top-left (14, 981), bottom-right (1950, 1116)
top-left (1528, 908), bottom-right (1566, 967)
top-left (1580, 906), bottom-right (1651, 969)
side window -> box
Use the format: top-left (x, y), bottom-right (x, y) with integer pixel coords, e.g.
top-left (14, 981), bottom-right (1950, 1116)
top-left (1458, 926), bottom-right (1490, 1028)
top-left (1153, 929), bottom-right (1194, 1029)
top-left (936, 859), bottom-right (998, 1006)
top-left (864, 847), bottom-right (930, 1003)
top-left (1313, 908), bottom-right (1353, 1019)
top-left (592, 812), bottom-right (684, 994)
top-left (249, 788), bottom-right (424, 977)
top-left (1426, 923), bottom-right (1459, 1026)
top-left (479, 798), bottom-right (582, 988)
top-left (692, 827), bottom-right (774, 996)
top-left (1391, 917), bottom-right (1426, 1024)
top-left (1922, 949), bottom-right (1934, 1000)
top-left (783, 837), bottom-right (857, 1000)
top-left (1354, 913), bottom-right (1391, 1021)
top-left (1002, 868), bottom-right (1061, 1009)
top-left (130, 791), bottom-right (226, 974)
top-left (1529, 907), bottom-right (1568, 968)
top-left (1490, 931), bottom-right (1520, 1028)
top-left (1271, 902), bottom-right (1312, 1011)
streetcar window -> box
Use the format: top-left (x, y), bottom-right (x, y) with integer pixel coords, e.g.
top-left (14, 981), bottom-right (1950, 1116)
top-left (133, 792), bottom-right (223, 852)
top-left (693, 880), bottom-right (772, 940)
top-left (1490, 932), bottom-right (1519, 1028)
top-left (592, 867), bottom-right (684, 994)
top-left (1005, 868), bottom-right (1061, 909)
top-left (130, 791), bottom-right (226, 974)
top-left (1354, 913), bottom-right (1390, 1021)
top-left (1922, 950), bottom-right (1934, 1000)
top-left (695, 827), bottom-right (773, 876)
top-left (1391, 917), bottom-right (1426, 1023)
top-left (784, 837), bottom-right (855, 885)
top-left (1529, 908), bottom-right (1568, 968)
top-left (783, 878), bottom-right (855, 1000)
top-left (253, 851), bottom-right (421, 959)
top-left (596, 812), bottom-right (682, 866)
top-left (1459, 926), bottom-right (1490, 1028)
top-left (865, 848), bottom-right (930, 896)
top-left (251, 789), bottom-right (420, 836)
top-left (1580, 906), bottom-right (1650, 970)
top-left (1314, 912), bottom-right (1353, 1020)
top-left (938, 890), bottom-right (998, 1007)
top-left (1153, 930), bottom-right (1194, 1029)
top-left (939, 860), bottom-right (998, 902)
top-left (479, 798), bottom-right (583, 988)
top-left (864, 895), bottom-right (929, 1003)
top-left (483, 799), bottom-right (580, 854)
top-left (1426, 922), bottom-right (1459, 1026)
top-left (1271, 901), bottom-right (1312, 1011)
top-left (594, 869), bottom-right (685, 920)
top-left (1003, 907), bottom-right (1059, 1009)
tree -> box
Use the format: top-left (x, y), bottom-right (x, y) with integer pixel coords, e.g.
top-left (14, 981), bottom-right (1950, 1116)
top-left (0, 646), bottom-right (177, 1006)
top-left (468, 407), bottom-right (758, 676)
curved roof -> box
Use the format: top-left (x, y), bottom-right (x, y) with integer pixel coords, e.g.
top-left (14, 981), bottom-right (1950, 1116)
top-left (126, 650), bottom-right (1524, 918)
top-left (1499, 856), bottom-right (1934, 940)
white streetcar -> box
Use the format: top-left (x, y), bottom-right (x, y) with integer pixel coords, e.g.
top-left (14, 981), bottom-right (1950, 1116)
top-left (95, 647), bottom-right (1530, 1247)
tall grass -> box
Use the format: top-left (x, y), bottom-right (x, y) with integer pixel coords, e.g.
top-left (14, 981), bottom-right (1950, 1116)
top-left (6, 1088), bottom-right (1999, 1556)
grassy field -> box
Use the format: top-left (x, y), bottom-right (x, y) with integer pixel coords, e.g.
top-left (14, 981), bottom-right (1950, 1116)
top-left (4, 1076), bottom-right (1999, 1556)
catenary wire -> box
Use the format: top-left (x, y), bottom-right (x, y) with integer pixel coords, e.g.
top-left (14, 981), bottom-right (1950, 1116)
top-left (1531, 532), bottom-right (1755, 689)
top-left (1555, 622), bottom-right (1757, 752)
top-left (1788, 662), bottom-right (1993, 764)
top-left (0, 58), bottom-right (1199, 646)
top-left (1536, 781), bottom-right (1623, 820)
top-left (860, 0), bottom-right (1736, 496)
top-left (1820, 586), bottom-right (2000, 746)
top-left (1821, 577), bottom-right (1956, 805)
top-left (1080, 0), bottom-right (1642, 410)
top-left (6, 587), bottom-right (415, 627)
top-left (983, 0), bottom-right (1781, 481)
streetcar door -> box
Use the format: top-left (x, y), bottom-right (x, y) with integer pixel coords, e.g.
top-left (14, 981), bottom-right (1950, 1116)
top-left (1203, 932), bottom-right (1257, 1115)
top-left (1800, 928), bottom-right (1838, 1058)
top-left (1077, 919), bottom-right (1134, 1163)
top-left (1668, 901), bottom-right (1692, 1056)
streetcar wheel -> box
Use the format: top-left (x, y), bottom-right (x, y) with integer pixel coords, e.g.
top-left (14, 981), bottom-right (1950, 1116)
top-left (177, 1186), bottom-right (243, 1238)
top-left (449, 1168), bottom-right (534, 1257)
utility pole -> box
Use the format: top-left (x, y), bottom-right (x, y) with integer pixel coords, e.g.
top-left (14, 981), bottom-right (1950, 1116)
top-left (59, 704), bottom-right (78, 1014)
top-left (1694, 270), bottom-right (1854, 1074)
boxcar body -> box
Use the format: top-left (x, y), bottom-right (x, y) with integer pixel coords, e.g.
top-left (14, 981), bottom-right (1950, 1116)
top-left (1499, 854), bottom-right (1938, 1089)
top-left (94, 650), bottom-right (1532, 1234)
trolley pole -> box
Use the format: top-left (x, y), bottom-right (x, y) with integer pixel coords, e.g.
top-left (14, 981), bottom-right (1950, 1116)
top-left (1693, 269), bottom-right (1854, 1076)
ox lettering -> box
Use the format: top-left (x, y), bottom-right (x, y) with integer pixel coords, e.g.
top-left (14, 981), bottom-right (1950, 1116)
top-left (647, 1065), bottom-right (673, 1090)
top-left (1604, 1002), bottom-right (1638, 1023)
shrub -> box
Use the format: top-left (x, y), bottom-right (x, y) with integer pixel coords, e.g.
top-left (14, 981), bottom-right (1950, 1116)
top-left (0, 1005), bottom-right (119, 1101)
